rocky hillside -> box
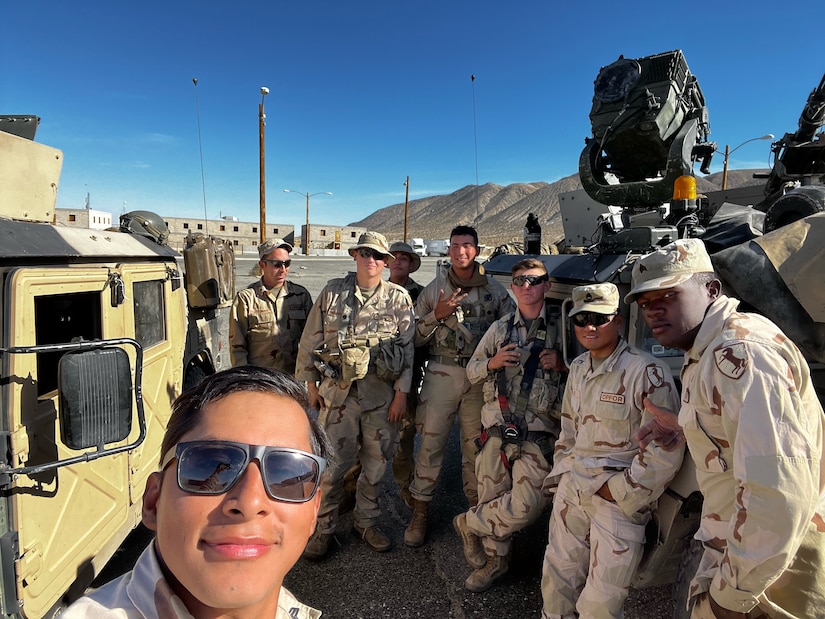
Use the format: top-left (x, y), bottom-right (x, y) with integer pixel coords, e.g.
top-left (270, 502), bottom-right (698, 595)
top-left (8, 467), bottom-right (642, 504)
top-left (351, 169), bottom-right (769, 248)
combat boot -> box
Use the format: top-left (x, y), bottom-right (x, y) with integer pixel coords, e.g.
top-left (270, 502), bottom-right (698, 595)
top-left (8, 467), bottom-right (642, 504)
top-left (303, 531), bottom-right (333, 561)
top-left (452, 513), bottom-right (486, 569)
top-left (404, 498), bottom-right (429, 547)
top-left (464, 553), bottom-right (509, 592)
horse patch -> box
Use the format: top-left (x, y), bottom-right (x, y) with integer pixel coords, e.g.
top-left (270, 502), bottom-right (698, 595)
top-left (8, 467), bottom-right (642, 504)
top-left (714, 343), bottom-right (748, 379)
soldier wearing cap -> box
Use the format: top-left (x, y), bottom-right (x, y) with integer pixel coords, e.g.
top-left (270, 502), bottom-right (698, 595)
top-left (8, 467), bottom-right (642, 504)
top-left (452, 258), bottom-right (565, 592)
top-left (629, 238), bottom-right (825, 619)
top-left (230, 238), bottom-right (312, 375)
top-left (297, 231), bottom-right (415, 559)
top-left (540, 282), bottom-right (682, 619)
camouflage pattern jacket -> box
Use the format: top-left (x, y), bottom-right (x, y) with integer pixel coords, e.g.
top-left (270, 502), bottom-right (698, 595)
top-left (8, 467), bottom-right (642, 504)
top-left (549, 338), bottom-right (683, 517)
top-left (415, 267), bottom-right (515, 361)
top-left (680, 295), bottom-right (825, 615)
top-left (230, 279), bottom-right (312, 374)
top-left (296, 273), bottom-right (415, 408)
top-left (466, 306), bottom-right (562, 434)
top-left (61, 543), bottom-right (321, 618)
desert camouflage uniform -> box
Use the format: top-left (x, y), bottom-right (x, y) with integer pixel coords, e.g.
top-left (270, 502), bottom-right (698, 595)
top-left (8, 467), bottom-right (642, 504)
top-left (680, 296), bottom-right (825, 618)
top-left (463, 306), bottom-right (563, 558)
top-left (541, 338), bottom-right (682, 619)
top-left (295, 273), bottom-right (414, 534)
top-left (61, 543), bottom-right (321, 619)
top-left (230, 279), bottom-right (312, 374)
top-left (392, 277), bottom-right (426, 492)
top-left (410, 266), bottom-right (515, 505)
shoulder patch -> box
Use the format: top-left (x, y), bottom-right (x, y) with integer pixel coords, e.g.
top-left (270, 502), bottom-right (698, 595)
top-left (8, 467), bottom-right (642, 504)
top-left (713, 343), bottom-right (749, 379)
top-left (646, 364), bottom-right (666, 388)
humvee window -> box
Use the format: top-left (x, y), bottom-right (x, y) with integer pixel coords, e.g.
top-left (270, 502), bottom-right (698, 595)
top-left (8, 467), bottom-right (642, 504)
top-left (34, 291), bottom-right (102, 395)
top-left (134, 280), bottom-right (166, 349)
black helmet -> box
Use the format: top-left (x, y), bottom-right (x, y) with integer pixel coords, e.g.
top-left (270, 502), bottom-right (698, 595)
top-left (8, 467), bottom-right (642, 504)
top-left (120, 210), bottom-right (169, 245)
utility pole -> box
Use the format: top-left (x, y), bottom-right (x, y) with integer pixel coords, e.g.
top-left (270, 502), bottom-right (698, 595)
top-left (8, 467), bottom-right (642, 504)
top-left (403, 176), bottom-right (410, 243)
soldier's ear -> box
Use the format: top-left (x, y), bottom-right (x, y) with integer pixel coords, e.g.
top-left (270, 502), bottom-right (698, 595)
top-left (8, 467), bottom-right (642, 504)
top-left (706, 279), bottom-right (722, 300)
top-left (142, 472), bottom-right (162, 531)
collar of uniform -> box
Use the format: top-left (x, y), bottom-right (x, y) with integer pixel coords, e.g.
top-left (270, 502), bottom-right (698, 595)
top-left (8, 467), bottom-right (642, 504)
top-left (684, 295), bottom-right (737, 365)
top-left (587, 336), bottom-right (630, 375)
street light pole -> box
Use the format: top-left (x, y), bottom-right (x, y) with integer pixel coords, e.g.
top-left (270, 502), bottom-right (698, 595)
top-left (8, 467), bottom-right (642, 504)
top-left (259, 86), bottom-right (269, 244)
top-left (403, 176), bottom-right (410, 243)
top-left (722, 133), bottom-right (774, 190)
top-left (283, 190), bottom-right (332, 255)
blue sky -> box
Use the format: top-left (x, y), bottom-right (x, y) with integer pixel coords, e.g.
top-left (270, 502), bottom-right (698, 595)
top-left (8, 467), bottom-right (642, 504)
top-left (3, 1), bottom-right (821, 231)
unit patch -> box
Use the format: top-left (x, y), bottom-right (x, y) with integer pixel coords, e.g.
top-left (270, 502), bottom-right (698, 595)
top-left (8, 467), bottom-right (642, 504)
top-left (714, 342), bottom-right (748, 379)
top-left (646, 364), bottom-right (667, 388)
top-left (600, 392), bottom-right (625, 404)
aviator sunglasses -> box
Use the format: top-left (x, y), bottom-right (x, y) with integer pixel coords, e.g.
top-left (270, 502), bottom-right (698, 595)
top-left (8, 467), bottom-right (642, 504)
top-left (261, 259), bottom-right (291, 269)
top-left (358, 248), bottom-right (388, 260)
top-left (512, 274), bottom-right (549, 287)
top-left (161, 440), bottom-right (327, 503)
top-left (571, 311), bottom-right (617, 328)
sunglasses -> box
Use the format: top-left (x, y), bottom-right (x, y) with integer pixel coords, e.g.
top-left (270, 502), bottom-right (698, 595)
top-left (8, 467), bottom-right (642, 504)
top-left (358, 248), bottom-right (387, 260)
top-left (261, 259), bottom-right (291, 269)
top-left (161, 440), bottom-right (326, 503)
top-left (512, 274), bottom-right (549, 287)
top-left (571, 312), bottom-right (617, 328)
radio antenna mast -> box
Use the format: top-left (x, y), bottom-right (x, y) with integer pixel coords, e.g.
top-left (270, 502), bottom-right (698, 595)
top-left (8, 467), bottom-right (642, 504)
top-left (193, 77), bottom-right (209, 234)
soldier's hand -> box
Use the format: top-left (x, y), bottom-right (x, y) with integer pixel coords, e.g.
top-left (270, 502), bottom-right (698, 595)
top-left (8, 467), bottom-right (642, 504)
top-left (488, 342), bottom-right (519, 371)
top-left (540, 348), bottom-right (566, 372)
top-left (387, 390), bottom-right (407, 423)
top-left (433, 288), bottom-right (468, 322)
top-left (636, 398), bottom-right (684, 452)
top-left (307, 381), bottom-right (324, 411)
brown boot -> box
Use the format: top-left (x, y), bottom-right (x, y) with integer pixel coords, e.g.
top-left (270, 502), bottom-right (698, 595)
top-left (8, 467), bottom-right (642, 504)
top-left (464, 553), bottom-right (509, 592)
top-left (404, 498), bottom-right (429, 547)
top-left (452, 513), bottom-right (486, 569)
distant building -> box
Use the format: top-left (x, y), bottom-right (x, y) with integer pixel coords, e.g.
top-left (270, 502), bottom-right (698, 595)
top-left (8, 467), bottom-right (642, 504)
top-left (55, 208), bottom-right (113, 230)
top-left (300, 223), bottom-right (367, 255)
top-left (163, 216), bottom-right (294, 254)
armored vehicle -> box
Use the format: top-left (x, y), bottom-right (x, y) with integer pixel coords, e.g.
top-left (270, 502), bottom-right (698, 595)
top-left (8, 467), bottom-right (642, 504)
top-left (0, 116), bottom-right (234, 617)
top-left (484, 50), bottom-right (825, 617)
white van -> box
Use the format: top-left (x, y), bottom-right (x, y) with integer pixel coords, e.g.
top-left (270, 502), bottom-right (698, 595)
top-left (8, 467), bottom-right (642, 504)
top-left (411, 238), bottom-right (427, 257)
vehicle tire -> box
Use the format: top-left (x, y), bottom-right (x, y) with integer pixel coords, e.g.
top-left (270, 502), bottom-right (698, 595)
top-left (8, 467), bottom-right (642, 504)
top-left (672, 538), bottom-right (703, 619)
top-left (763, 186), bottom-right (825, 233)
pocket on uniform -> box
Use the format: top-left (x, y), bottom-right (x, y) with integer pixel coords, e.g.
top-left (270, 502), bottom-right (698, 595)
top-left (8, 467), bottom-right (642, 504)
top-left (248, 310), bottom-right (274, 341)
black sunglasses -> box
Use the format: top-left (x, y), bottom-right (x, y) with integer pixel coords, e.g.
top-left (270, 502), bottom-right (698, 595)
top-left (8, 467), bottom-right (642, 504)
top-left (262, 259), bottom-right (291, 269)
top-left (358, 248), bottom-right (388, 260)
top-left (161, 440), bottom-right (326, 503)
top-left (512, 274), bottom-right (549, 287)
top-left (571, 312), bottom-right (617, 328)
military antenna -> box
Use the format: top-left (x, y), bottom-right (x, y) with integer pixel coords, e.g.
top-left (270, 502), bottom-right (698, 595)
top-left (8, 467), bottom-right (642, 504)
top-left (471, 74), bottom-right (479, 226)
top-left (192, 77), bottom-right (209, 234)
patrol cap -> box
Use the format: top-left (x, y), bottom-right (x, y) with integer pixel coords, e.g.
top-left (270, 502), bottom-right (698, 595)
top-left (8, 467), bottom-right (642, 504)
top-left (258, 238), bottom-right (293, 259)
top-left (348, 231), bottom-right (395, 262)
top-left (624, 238), bottom-right (714, 304)
top-left (569, 283), bottom-right (620, 316)
top-left (388, 241), bottom-right (421, 273)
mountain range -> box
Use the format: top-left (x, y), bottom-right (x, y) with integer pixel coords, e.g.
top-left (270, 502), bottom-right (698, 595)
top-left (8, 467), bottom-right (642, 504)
top-left (350, 169), bottom-right (770, 248)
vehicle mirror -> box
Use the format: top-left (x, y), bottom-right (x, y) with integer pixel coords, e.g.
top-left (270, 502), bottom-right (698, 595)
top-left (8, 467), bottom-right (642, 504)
top-left (58, 347), bottom-right (133, 450)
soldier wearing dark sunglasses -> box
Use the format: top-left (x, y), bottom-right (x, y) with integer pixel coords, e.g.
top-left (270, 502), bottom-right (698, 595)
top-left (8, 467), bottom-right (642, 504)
top-left (63, 366), bottom-right (331, 619)
top-left (230, 238), bottom-right (313, 375)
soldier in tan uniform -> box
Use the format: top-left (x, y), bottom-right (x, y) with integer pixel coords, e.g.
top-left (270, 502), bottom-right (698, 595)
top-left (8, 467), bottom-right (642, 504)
top-left (297, 232), bottom-right (415, 559)
top-left (630, 238), bottom-right (825, 619)
top-left (230, 238), bottom-right (312, 374)
top-left (540, 282), bottom-right (683, 619)
top-left (404, 225), bottom-right (515, 548)
top-left (453, 258), bottom-right (565, 592)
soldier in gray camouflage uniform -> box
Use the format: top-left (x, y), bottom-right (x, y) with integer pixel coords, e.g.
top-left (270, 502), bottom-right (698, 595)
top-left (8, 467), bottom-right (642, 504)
top-left (404, 225), bottom-right (515, 548)
top-left (453, 258), bottom-right (566, 592)
top-left (296, 232), bottom-right (415, 559)
top-left (540, 282), bottom-right (683, 619)
top-left (230, 238), bottom-right (312, 374)
top-left (631, 239), bottom-right (825, 619)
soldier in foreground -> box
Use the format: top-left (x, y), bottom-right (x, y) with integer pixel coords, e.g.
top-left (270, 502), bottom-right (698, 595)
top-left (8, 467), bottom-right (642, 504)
top-left (62, 366), bottom-right (330, 619)
top-left (230, 238), bottom-right (312, 374)
top-left (630, 239), bottom-right (825, 619)
top-left (453, 258), bottom-right (565, 592)
top-left (540, 283), bottom-right (682, 619)
top-left (297, 232), bottom-right (415, 559)
top-left (405, 225), bottom-right (515, 547)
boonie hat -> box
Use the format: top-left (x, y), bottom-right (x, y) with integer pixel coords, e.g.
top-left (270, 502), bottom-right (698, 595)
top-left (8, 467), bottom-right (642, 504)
top-left (570, 283), bottom-right (620, 316)
top-left (624, 238), bottom-right (714, 304)
top-left (348, 231), bottom-right (395, 262)
top-left (258, 238), bottom-right (293, 259)
top-left (388, 241), bottom-right (421, 273)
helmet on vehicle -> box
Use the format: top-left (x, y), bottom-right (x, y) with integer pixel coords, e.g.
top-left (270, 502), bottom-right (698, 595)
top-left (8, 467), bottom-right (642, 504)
top-left (120, 210), bottom-right (170, 245)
